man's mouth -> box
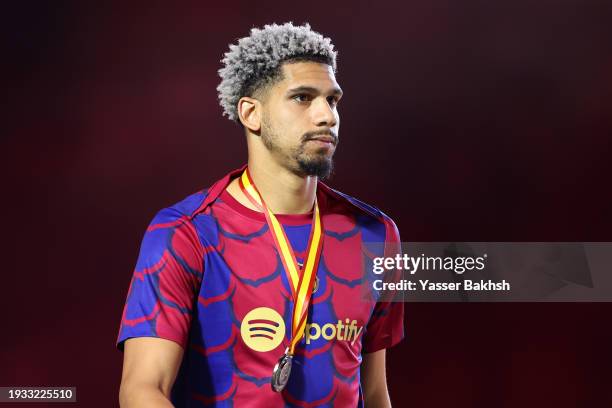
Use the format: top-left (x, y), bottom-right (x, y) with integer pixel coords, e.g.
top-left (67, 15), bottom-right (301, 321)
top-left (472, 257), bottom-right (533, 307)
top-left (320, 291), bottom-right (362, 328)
top-left (307, 135), bottom-right (336, 145)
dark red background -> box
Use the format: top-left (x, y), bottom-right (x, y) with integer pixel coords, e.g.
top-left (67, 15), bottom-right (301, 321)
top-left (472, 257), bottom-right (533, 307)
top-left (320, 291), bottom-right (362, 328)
top-left (3, 1), bottom-right (612, 407)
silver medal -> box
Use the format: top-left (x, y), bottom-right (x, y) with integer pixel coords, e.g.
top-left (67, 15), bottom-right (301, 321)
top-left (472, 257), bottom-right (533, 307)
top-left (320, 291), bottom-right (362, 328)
top-left (271, 353), bottom-right (293, 392)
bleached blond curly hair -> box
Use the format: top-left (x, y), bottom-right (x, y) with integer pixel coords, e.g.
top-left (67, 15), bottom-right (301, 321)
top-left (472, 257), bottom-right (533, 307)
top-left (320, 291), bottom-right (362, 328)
top-left (217, 22), bottom-right (338, 122)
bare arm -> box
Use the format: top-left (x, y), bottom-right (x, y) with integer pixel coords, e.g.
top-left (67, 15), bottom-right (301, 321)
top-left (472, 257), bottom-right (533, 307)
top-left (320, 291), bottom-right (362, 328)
top-left (360, 349), bottom-right (392, 408)
top-left (119, 337), bottom-right (184, 408)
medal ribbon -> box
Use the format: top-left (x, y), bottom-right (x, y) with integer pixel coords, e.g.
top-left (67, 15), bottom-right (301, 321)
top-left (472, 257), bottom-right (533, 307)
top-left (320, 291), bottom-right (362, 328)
top-left (239, 168), bottom-right (323, 355)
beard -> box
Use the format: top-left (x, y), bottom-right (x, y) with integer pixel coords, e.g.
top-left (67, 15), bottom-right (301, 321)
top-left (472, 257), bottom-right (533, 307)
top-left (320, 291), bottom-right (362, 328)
top-left (297, 157), bottom-right (333, 179)
top-left (294, 144), bottom-right (334, 179)
top-left (261, 117), bottom-right (336, 180)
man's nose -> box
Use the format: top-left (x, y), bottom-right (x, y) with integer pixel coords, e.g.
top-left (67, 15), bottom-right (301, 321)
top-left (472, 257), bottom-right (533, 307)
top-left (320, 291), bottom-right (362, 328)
top-left (311, 97), bottom-right (338, 128)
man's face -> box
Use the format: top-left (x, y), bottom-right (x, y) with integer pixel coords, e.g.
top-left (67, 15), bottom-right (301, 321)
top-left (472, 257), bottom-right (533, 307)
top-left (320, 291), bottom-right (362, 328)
top-left (259, 61), bottom-right (342, 179)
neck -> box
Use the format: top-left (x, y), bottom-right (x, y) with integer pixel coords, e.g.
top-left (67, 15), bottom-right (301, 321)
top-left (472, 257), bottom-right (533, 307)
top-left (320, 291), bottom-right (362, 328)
top-left (246, 159), bottom-right (317, 214)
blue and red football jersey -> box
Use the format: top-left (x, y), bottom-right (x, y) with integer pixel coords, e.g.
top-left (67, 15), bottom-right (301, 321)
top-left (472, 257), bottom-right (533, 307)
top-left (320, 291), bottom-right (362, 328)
top-left (117, 166), bottom-right (404, 407)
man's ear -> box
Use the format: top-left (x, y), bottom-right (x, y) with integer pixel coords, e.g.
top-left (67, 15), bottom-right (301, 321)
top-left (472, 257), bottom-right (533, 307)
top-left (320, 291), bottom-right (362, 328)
top-left (237, 97), bottom-right (261, 132)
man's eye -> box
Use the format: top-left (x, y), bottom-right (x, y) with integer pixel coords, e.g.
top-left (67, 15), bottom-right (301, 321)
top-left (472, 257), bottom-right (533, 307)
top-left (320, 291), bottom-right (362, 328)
top-left (327, 96), bottom-right (339, 107)
top-left (293, 94), bottom-right (311, 103)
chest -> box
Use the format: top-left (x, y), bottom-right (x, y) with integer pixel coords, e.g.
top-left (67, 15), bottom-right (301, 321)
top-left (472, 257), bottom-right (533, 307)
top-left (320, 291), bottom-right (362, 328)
top-left (197, 218), bottom-right (375, 354)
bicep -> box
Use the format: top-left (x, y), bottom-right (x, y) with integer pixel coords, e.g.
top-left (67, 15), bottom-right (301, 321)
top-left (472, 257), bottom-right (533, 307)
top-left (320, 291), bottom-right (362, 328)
top-left (121, 337), bottom-right (184, 398)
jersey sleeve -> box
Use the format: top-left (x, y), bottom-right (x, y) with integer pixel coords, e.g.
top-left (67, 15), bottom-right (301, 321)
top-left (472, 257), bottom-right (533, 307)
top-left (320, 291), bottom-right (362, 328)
top-left (362, 216), bottom-right (405, 353)
top-left (116, 208), bottom-right (204, 350)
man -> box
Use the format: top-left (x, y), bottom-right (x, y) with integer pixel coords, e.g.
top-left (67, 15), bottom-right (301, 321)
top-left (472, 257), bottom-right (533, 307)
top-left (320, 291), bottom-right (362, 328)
top-left (117, 22), bottom-right (404, 407)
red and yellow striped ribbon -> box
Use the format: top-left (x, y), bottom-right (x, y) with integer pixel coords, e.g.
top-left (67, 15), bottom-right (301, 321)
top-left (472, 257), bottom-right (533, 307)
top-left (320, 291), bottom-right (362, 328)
top-left (239, 169), bottom-right (323, 355)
